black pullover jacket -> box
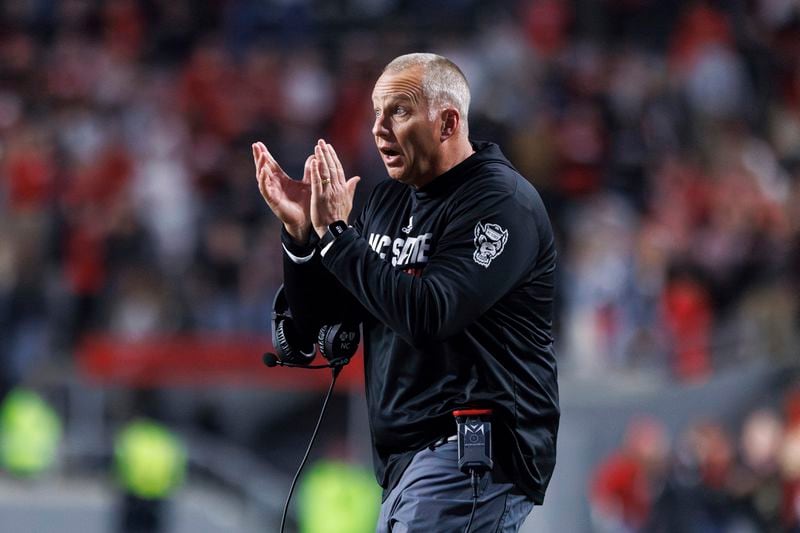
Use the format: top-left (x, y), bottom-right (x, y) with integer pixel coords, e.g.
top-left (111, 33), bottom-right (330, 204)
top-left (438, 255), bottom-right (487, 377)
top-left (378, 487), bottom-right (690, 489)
top-left (281, 141), bottom-right (559, 504)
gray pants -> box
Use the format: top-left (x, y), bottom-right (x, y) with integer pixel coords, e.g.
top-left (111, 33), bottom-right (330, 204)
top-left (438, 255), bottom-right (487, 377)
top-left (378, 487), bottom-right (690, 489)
top-left (376, 441), bottom-right (533, 532)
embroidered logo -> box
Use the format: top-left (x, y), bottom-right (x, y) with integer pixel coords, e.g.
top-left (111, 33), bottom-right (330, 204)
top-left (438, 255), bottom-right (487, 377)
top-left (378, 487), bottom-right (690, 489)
top-left (473, 222), bottom-right (508, 268)
top-left (401, 216), bottom-right (414, 234)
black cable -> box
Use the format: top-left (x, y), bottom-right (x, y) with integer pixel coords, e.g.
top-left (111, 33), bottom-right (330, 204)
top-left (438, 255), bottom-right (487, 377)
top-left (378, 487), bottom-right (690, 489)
top-left (279, 365), bottom-right (343, 533)
top-left (464, 469), bottom-right (479, 533)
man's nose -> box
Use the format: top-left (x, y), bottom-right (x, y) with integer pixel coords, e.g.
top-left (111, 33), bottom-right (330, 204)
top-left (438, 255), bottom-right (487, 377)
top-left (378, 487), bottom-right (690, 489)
top-left (372, 114), bottom-right (389, 138)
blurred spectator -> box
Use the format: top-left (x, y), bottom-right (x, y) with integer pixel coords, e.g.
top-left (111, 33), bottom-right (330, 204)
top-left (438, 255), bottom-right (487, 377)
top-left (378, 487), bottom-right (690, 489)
top-left (0, 388), bottom-right (62, 478)
top-left (590, 417), bottom-right (670, 532)
top-left (660, 271), bottom-right (712, 382)
top-left (594, 389), bottom-right (800, 532)
top-left (114, 418), bottom-right (186, 533)
top-left (781, 424), bottom-right (800, 531)
top-left (297, 459), bottom-right (382, 533)
top-left (661, 420), bottom-right (738, 532)
top-left (729, 409), bottom-right (784, 532)
top-left (562, 194), bottom-right (640, 376)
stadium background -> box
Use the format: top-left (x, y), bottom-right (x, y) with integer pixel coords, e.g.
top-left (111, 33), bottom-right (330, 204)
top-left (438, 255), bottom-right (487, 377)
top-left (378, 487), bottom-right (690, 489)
top-left (0, 0), bottom-right (799, 531)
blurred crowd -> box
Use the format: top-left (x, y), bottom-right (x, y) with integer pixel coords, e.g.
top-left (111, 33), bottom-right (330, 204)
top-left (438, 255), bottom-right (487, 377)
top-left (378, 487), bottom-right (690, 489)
top-left (0, 0), bottom-right (799, 390)
top-left (590, 386), bottom-right (800, 532)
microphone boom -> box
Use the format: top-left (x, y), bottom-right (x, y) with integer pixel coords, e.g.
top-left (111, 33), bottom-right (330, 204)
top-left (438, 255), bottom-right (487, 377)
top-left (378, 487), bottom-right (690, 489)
top-left (262, 353), bottom-right (349, 369)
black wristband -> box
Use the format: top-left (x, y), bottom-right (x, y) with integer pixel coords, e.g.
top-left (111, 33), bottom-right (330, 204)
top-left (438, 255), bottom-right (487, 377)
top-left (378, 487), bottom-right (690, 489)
top-left (318, 220), bottom-right (349, 251)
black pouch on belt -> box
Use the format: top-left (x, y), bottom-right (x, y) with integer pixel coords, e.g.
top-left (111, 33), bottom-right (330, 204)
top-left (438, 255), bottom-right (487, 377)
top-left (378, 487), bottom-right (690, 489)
top-left (453, 409), bottom-right (493, 475)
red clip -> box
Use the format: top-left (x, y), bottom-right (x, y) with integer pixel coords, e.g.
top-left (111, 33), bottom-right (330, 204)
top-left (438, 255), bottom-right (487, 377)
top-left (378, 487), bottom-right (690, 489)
top-left (453, 409), bottom-right (493, 417)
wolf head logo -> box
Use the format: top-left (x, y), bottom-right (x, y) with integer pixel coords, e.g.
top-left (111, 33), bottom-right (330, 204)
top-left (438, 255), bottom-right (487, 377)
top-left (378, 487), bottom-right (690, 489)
top-left (473, 222), bottom-right (508, 268)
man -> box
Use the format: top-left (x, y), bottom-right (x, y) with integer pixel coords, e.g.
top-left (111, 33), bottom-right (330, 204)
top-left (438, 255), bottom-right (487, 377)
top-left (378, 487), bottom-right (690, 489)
top-left (253, 53), bottom-right (559, 532)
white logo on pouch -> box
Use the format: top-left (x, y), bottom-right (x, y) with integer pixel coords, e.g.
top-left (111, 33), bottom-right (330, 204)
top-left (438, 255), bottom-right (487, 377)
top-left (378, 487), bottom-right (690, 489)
top-left (473, 221), bottom-right (508, 268)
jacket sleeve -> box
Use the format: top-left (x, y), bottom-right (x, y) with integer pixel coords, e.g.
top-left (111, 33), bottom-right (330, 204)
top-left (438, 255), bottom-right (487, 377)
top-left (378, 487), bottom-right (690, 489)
top-left (281, 214), bottom-right (367, 344)
top-left (320, 181), bottom-right (540, 347)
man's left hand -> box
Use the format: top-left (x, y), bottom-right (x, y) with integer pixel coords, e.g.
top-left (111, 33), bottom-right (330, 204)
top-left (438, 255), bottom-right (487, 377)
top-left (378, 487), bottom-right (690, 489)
top-left (311, 139), bottom-right (361, 238)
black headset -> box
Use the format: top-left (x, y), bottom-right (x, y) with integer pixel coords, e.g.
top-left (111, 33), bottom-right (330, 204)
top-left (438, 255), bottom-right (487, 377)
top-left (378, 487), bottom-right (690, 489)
top-left (265, 284), bottom-right (361, 533)
top-left (266, 284), bottom-right (360, 368)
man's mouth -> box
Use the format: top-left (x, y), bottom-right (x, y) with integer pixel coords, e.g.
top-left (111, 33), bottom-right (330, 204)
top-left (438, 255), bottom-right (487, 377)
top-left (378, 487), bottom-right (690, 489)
top-left (379, 147), bottom-right (402, 166)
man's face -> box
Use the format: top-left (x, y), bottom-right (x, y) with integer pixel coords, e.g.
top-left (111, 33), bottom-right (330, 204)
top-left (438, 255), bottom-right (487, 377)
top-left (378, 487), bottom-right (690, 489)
top-left (371, 67), bottom-right (442, 188)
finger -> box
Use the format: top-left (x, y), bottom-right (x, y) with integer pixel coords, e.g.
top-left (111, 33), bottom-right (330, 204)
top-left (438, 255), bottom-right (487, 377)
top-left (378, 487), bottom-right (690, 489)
top-left (346, 176), bottom-right (361, 198)
top-left (263, 170), bottom-right (289, 213)
top-left (256, 151), bottom-right (267, 177)
top-left (254, 145), bottom-right (270, 179)
top-left (329, 144), bottom-right (345, 185)
top-left (258, 154), bottom-right (273, 184)
top-left (256, 163), bottom-right (265, 193)
top-left (318, 140), bottom-right (336, 176)
top-left (262, 145), bottom-right (288, 178)
top-left (260, 154), bottom-right (284, 194)
top-left (320, 141), bottom-right (339, 186)
top-left (314, 143), bottom-right (331, 181)
top-left (302, 155), bottom-right (315, 184)
top-left (259, 165), bottom-right (277, 194)
top-left (258, 167), bottom-right (275, 203)
top-left (310, 154), bottom-right (322, 199)
top-left (324, 142), bottom-right (345, 187)
top-left (255, 142), bottom-right (267, 165)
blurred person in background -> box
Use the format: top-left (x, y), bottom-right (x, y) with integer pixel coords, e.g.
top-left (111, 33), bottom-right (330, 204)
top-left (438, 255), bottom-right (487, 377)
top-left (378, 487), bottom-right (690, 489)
top-left (653, 420), bottom-right (739, 532)
top-left (728, 409), bottom-right (784, 532)
top-left (296, 459), bottom-right (382, 533)
top-left (590, 416), bottom-right (670, 533)
top-left (781, 427), bottom-right (800, 532)
top-left (114, 418), bottom-right (186, 533)
top-left (781, 387), bottom-right (800, 531)
top-left (596, 409), bottom-right (793, 533)
top-left (254, 52), bottom-right (559, 532)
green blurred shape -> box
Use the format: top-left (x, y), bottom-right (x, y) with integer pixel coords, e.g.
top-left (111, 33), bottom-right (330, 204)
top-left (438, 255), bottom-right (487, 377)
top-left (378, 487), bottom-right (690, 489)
top-left (114, 419), bottom-right (187, 500)
top-left (0, 387), bottom-right (62, 477)
top-left (298, 459), bottom-right (382, 533)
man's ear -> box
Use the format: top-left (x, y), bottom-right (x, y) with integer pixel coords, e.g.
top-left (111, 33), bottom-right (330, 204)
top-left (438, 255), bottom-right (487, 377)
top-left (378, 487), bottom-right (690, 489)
top-left (439, 108), bottom-right (459, 141)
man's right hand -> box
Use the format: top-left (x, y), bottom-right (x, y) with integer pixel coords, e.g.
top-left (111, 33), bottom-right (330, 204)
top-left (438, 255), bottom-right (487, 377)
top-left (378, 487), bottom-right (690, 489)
top-left (253, 141), bottom-right (315, 243)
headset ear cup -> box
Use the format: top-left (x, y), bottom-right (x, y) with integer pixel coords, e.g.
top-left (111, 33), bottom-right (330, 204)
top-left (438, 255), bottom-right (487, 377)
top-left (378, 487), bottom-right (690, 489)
top-left (280, 319), bottom-right (316, 365)
top-left (317, 324), bottom-right (335, 360)
top-left (318, 323), bottom-right (360, 361)
top-left (272, 285), bottom-right (290, 361)
top-left (272, 285), bottom-right (315, 365)
top-left (274, 318), bottom-right (291, 360)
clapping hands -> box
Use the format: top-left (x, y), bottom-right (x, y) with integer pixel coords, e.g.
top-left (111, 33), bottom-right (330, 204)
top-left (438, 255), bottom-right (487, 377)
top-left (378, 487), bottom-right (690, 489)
top-left (253, 139), bottom-right (360, 242)
top-left (309, 140), bottom-right (361, 238)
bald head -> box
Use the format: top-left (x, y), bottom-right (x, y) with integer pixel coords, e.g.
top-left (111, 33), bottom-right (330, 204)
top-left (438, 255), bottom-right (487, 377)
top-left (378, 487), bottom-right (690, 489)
top-left (383, 53), bottom-right (471, 135)
top-left (371, 53), bottom-right (475, 188)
